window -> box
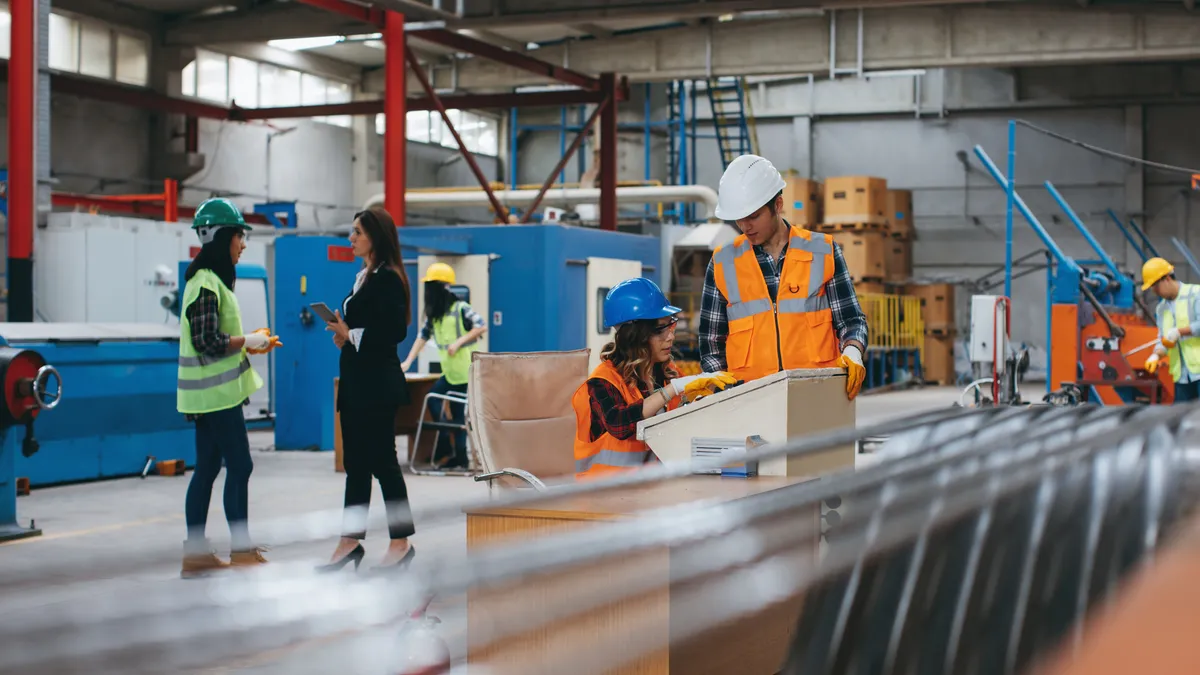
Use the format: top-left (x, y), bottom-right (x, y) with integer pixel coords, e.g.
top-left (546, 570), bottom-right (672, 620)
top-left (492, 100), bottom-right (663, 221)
top-left (378, 110), bottom-right (500, 156)
top-left (325, 81), bottom-right (352, 128)
top-left (32, 9), bottom-right (150, 86)
top-left (48, 13), bottom-right (78, 71)
top-left (258, 63), bottom-right (301, 107)
top-left (228, 56), bottom-right (258, 107)
top-left (195, 49), bottom-right (228, 102)
top-left (0, 6), bottom-right (11, 60)
top-left (596, 288), bottom-right (611, 334)
top-left (79, 21), bottom-right (112, 79)
top-left (115, 33), bottom-right (148, 85)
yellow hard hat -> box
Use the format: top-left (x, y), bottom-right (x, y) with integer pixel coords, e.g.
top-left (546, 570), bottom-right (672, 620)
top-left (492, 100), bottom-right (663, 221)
top-left (1141, 257), bottom-right (1175, 291)
top-left (422, 262), bottom-right (456, 284)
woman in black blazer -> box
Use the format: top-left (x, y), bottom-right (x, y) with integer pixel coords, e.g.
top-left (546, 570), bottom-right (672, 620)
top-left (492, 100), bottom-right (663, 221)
top-left (320, 206), bottom-right (416, 572)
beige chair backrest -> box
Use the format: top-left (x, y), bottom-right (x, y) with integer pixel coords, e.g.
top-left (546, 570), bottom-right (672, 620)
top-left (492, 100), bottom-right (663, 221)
top-left (467, 349), bottom-right (590, 488)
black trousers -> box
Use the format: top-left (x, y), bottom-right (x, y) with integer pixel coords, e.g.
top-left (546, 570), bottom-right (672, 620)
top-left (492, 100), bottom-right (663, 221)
top-left (340, 402), bottom-right (416, 540)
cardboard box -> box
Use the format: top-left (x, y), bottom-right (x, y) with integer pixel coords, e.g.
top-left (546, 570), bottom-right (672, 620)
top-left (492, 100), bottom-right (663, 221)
top-left (904, 283), bottom-right (956, 332)
top-left (854, 281), bottom-right (888, 295)
top-left (834, 232), bottom-right (886, 281)
top-left (884, 238), bottom-right (912, 284)
top-left (823, 176), bottom-right (889, 226)
top-left (923, 334), bottom-right (957, 385)
top-left (782, 177), bottom-right (822, 228)
top-left (887, 189), bottom-right (913, 240)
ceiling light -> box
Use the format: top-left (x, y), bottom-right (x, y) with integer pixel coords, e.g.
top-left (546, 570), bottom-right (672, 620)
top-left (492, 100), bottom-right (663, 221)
top-left (268, 36), bottom-right (343, 51)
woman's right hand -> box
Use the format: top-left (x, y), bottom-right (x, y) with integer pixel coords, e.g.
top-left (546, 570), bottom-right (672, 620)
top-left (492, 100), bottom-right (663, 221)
top-left (401, 358), bottom-right (413, 372)
top-left (668, 372), bottom-right (738, 398)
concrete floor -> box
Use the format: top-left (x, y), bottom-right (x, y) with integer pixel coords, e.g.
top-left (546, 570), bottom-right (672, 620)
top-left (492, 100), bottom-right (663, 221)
top-left (0, 385), bottom-right (972, 674)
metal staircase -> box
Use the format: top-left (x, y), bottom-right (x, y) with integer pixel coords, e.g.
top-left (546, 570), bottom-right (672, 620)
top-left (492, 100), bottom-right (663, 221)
top-left (706, 76), bottom-right (759, 168)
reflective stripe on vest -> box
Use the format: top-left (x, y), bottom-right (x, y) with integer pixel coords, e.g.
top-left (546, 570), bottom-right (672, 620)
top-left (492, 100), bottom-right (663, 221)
top-left (432, 300), bottom-right (479, 386)
top-left (571, 360), bottom-right (679, 480)
top-left (712, 225), bottom-right (840, 382)
top-left (177, 269), bottom-right (264, 415)
top-left (1161, 283), bottom-right (1200, 382)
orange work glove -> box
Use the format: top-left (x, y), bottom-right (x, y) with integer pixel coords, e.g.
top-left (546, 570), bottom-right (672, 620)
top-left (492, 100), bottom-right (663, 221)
top-left (837, 345), bottom-right (866, 400)
top-left (1144, 352), bottom-right (1162, 374)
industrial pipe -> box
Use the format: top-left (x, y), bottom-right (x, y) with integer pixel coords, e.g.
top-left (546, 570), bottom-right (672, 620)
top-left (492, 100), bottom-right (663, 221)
top-left (362, 185), bottom-right (719, 218)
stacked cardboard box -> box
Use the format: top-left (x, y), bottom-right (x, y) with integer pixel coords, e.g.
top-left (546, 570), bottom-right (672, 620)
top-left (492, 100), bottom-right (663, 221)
top-left (821, 176), bottom-right (889, 228)
top-left (781, 176), bottom-right (822, 228)
top-left (904, 283), bottom-right (957, 384)
top-left (834, 232), bottom-right (886, 282)
top-left (884, 189), bottom-right (914, 284)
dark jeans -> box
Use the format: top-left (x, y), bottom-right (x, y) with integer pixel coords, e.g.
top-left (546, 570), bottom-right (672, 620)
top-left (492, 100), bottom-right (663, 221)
top-left (185, 405), bottom-right (254, 552)
top-left (430, 376), bottom-right (468, 468)
top-left (341, 402), bottom-right (416, 540)
top-left (1175, 380), bottom-right (1200, 404)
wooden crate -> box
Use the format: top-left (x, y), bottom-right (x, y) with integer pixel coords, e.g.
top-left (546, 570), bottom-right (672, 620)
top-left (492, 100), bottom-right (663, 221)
top-left (904, 283), bottom-right (955, 333)
top-left (884, 238), bottom-right (912, 284)
top-left (886, 189), bottom-right (913, 240)
top-left (923, 333), bottom-right (957, 385)
top-left (833, 232), bottom-right (886, 282)
top-left (781, 177), bottom-right (822, 228)
top-left (822, 176), bottom-right (889, 227)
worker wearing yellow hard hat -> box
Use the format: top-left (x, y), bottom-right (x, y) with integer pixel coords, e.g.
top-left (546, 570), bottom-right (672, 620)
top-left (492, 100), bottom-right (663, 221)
top-left (1141, 257), bottom-right (1200, 402)
top-left (700, 154), bottom-right (869, 399)
top-left (401, 262), bottom-right (486, 469)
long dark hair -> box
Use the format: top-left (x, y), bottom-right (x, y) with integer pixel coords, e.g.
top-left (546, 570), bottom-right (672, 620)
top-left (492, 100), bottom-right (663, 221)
top-left (185, 226), bottom-right (238, 290)
top-left (424, 280), bottom-right (458, 323)
top-left (355, 206), bottom-right (411, 325)
top-left (600, 320), bottom-right (680, 394)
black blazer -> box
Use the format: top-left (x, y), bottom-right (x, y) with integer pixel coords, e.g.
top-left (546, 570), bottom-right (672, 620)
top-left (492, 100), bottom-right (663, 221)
top-left (336, 266), bottom-right (411, 411)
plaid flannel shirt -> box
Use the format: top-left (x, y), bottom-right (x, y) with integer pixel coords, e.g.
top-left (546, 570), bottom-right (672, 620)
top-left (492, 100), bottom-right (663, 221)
top-left (698, 231), bottom-right (869, 373)
top-left (185, 288), bottom-right (231, 358)
top-left (584, 367), bottom-right (668, 442)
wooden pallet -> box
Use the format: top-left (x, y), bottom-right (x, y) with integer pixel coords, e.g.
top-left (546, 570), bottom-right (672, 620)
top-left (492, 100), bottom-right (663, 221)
top-left (925, 325), bottom-right (957, 337)
top-left (852, 276), bottom-right (886, 285)
top-left (816, 221), bottom-right (890, 233)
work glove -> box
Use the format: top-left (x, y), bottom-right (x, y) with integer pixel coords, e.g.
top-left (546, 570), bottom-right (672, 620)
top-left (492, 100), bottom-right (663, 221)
top-left (668, 371), bottom-right (739, 403)
top-left (1144, 352), bottom-right (1162, 374)
top-left (244, 329), bottom-right (282, 355)
top-left (837, 345), bottom-right (866, 401)
top-left (1163, 328), bottom-right (1181, 349)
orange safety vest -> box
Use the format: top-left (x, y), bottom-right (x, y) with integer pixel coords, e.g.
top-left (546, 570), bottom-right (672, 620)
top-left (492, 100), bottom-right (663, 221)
top-left (571, 360), bottom-right (680, 481)
top-left (712, 224), bottom-right (840, 382)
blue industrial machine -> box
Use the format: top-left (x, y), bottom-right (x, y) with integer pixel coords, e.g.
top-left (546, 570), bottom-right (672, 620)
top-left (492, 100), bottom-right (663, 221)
top-left (0, 343), bottom-right (61, 541)
top-left (974, 140), bottom-right (1167, 405)
top-left (4, 324), bottom-right (195, 487)
top-left (273, 224), bottom-right (661, 452)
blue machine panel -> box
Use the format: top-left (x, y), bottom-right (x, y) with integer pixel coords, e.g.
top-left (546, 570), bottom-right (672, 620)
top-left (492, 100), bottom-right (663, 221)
top-left (272, 225), bottom-right (660, 452)
top-left (4, 326), bottom-right (193, 487)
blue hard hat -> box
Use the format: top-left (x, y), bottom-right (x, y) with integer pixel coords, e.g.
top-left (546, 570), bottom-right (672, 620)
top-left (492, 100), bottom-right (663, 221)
top-left (603, 277), bottom-right (681, 329)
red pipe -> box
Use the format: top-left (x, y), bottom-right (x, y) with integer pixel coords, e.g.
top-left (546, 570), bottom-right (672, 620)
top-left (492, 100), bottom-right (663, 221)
top-left (7, 0), bottom-right (35, 321)
top-left (384, 11), bottom-right (406, 226)
top-left (598, 73), bottom-right (618, 232)
top-left (405, 46), bottom-right (509, 223)
top-left (164, 179), bottom-right (179, 223)
top-left (519, 99), bottom-right (609, 224)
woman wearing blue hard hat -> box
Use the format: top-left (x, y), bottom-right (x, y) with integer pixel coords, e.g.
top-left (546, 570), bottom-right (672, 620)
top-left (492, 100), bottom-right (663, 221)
top-left (571, 277), bottom-right (737, 481)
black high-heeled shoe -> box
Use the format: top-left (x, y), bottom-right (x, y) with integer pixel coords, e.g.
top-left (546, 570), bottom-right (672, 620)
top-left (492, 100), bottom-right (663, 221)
top-left (372, 544), bottom-right (416, 574)
top-left (316, 543), bottom-right (365, 573)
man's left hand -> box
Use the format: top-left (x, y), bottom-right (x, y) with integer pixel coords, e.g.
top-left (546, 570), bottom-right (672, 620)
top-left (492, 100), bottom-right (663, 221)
top-left (837, 345), bottom-right (866, 400)
top-left (1165, 328), bottom-right (1182, 347)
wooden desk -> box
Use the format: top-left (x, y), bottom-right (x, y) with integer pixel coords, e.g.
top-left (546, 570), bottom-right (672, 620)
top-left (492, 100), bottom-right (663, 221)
top-left (464, 475), bottom-right (820, 675)
top-left (333, 374), bottom-right (441, 473)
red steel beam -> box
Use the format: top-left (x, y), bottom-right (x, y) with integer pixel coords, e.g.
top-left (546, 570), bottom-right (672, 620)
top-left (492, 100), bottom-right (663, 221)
top-left (598, 72), bottom-right (618, 232)
top-left (293, 0), bottom-right (385, 27)
top-left (408, 28), bottom-right (601, 91)
top-left (7, 0), bottom-right (35, 321)
top-left (384, 11), bottom-right (406, 225)
top-left (519, 97), bottom-right (609, 224)
top-left (406, 45), bottom-right (509, 223)
top-left (50, 192), bottom-right (273, 225)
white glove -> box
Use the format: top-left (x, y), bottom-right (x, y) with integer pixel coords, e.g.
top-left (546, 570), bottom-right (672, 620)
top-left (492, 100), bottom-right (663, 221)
top-left (1144, 352), bottom-right (1162, 374)
top-left (1165, 328), bottom-right (1181, 344)
top-left (667, 371), bottom-right (737, 398)
top-left (667, 373), bottom-right (707, 398)
top-left (841, 344), bottom-right (864, 366)
top-left (243, 332), bottom-right (271, 351)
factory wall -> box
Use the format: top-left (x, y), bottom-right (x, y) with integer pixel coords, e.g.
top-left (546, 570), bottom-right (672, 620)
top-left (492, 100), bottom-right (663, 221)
top-left (513, 63), bottom-right (1200, 354)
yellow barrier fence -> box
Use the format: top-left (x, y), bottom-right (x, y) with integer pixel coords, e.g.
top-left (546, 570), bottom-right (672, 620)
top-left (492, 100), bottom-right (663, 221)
top-left (857, 293), bottom-right (924, 354)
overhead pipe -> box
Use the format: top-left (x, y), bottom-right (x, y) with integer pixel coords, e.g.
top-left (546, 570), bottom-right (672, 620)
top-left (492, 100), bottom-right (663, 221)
top-left (362, 185), bottom-right (719, 219)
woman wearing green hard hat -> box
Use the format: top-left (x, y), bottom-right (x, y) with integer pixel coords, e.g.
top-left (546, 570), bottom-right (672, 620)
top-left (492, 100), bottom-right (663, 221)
top-left (178, 197), bottom-right (281, 578)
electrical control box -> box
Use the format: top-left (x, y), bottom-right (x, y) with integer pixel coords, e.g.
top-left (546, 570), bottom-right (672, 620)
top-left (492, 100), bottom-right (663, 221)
top-left (970, 295), bottom-right (1007, 365)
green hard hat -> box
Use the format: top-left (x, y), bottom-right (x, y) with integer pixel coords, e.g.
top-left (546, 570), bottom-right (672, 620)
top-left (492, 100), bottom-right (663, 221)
top-left (192, 197), bottom-right (250, 244)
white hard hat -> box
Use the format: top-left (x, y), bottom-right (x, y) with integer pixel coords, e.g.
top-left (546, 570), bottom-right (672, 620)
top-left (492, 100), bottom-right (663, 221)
top-left (714, 154), bottom-right (788, 221)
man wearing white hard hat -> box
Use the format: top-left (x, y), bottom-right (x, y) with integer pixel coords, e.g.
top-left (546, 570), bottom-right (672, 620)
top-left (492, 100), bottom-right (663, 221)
top-left (699, 154), bottom-right (868, 399)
